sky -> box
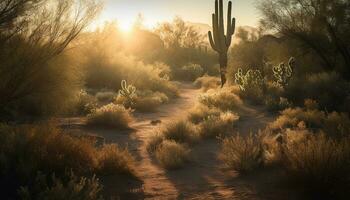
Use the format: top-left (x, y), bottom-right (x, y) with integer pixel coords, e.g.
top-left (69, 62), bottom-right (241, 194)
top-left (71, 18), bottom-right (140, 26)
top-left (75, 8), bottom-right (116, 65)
top-left (96, 0), bottom-right (260, 31)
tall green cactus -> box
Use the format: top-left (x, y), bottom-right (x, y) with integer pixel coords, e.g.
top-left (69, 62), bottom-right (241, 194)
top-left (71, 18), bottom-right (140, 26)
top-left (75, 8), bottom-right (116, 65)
top-left (208, 0), bottom-right (236, 87)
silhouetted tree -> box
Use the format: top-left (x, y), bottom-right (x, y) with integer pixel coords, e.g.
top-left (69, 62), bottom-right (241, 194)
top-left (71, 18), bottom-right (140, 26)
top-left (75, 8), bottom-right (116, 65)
top-left (258, 0), bottom-right (350, 78)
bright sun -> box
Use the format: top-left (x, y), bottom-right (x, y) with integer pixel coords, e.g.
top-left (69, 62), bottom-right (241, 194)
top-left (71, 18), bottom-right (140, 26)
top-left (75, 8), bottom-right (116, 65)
top-left (119, 20), bottom-right (133, 32)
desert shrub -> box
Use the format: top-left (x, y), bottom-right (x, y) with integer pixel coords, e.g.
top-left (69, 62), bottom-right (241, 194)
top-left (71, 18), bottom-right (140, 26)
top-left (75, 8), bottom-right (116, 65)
top-left (272, 57), bottom-right (295, 87)
top-left (269, 107), bottom-right (350, 137)
top-left (188, 104), bottom-right (221, 124)
top-left (155, 140), bottom-right (190, 169)
top-left (116, 90), bottom-right (169, 113)
top-left (219, 134), bottom-right (264, 174)
top-left (194, 75), bottom-right (221, 91)
top-left (95, 91), bottom-right (116, 103)
top-left (97, 144), bottom-right (135, 176)
top-left (282, 133), bottom-right (350, 197)
top-left (18, 172), bottom-right (103, 200)
top-left (265, 96), bottom-right (292, 112)
top-left (162, 120), bottom-right (199, 144)
top-left (177, 63), bottom-right (204, 81)
top-left (285, 72), bottom-right (350, 111)
top-left (75, 90), bottom-right (98, 115)
top-left (199, 112), bottom-right (239, 138)
top-left (0, 123), bottom-right (136, 199)
top-left (199, 86), bottom-right (243, 112)
top-left (146, 132), bottom-right (165, 153)
top-left (234, 68), bottom-right (265, 104)
top-left (87, 104), bottom-right (132, 129)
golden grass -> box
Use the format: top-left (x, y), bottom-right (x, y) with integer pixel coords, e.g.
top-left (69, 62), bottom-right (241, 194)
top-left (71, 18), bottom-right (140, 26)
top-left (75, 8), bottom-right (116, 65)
top-left (87, 103), bottom-right (133, 129)
top-left (155, 140), bottom-right (191, 169)
top-left (162, 120), bottom-right (200, 143)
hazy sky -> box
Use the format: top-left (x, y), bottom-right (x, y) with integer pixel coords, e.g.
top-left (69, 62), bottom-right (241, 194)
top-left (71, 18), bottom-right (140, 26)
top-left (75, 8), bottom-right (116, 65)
top-left (97, 0), bottom-right (259, 30)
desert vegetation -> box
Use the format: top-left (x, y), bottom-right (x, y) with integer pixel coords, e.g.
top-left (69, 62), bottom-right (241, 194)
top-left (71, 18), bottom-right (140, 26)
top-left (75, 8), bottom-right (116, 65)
top-left (1, 0), bottom-right (350, 199)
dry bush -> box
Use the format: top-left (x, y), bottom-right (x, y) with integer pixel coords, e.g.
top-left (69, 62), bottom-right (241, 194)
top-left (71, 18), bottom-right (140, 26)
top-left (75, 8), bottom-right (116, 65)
top-left (269, 107), bottom-right (350, 137)
top-left (187, 104), bottom-right (221, 124)
top-left (97, 144), bottom-right (135, 176)
top-left (282, 133), bottom-right (350, 197)
top-left (18, 172), bottom-right (103, 200)
top-left (177, 63), bottom-right (204, 81)
top-left (199, 86), bottom-right (243, 112)
top-left (199, 112), bottom-right (239, 138)
top-left (219, 134), bottom-right (264, 174)
top-left (134, 91), bottom-right (169, 112)
top-left (95, 91), bottom-right (117, 103)
top-left (87, 104), bottom-right (133, 129)
top-left (147, 132), bottom-right (165, 153)
top-left (162, 120), bottom-right (199, 144)
top-left (194, 75), bottom-right (221, 91)
top-left (285, 72), bottom-right (350, 112)
top-left (155, 140), bottom-right (190, 169)
top-left (0, 123), bottom-right (136, 198)
top-left (75, 90), bottom-right (98, 115)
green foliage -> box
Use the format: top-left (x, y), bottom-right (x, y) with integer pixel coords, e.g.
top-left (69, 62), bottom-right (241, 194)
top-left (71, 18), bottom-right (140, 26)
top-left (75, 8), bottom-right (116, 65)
top-left (208, 0), bottom-right (236, 86)
top-left (272, 57), bottom-right (295, 87)
top-left (118, 80), bottom-right (136, 108)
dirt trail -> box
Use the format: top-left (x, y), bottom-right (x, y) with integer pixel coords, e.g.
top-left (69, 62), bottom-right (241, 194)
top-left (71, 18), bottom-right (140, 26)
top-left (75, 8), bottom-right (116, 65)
top-left (59, 82), bottom-right (278, 199)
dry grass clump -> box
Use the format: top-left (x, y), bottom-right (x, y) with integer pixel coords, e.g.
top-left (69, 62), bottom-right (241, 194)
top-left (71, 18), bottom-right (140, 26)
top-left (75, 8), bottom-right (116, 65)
top-left (97, 144), bottom-right (135, 176)
top-left (0, 123), bottom-right (137, 198)
top-left (162, 120), bottom-right (199, 143)
top-left (155, 140), bottom-right (190, 169)
top-left (187, 104), bottom-right (221, 124)
top-left (219, 134), bottom-right (264, 174)
top-left (194, 75), bottom-right (221, 91)
top-left (199, 112), bottom-right (239, 138)
top-left (87, 103), bottom-right (133, 129)
top-left (269, 106), bottom-right (350, 136)
top-left (147, 132), bottom-right (165, 153)
top-left (199, 86), bottom-right (243, 112)
top-left (282, 133), bottom-right (350, 197)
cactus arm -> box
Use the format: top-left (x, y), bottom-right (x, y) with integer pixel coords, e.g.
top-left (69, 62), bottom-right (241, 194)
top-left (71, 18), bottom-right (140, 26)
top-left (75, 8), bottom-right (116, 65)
top-left (208, 31), bottom-right (218, 52)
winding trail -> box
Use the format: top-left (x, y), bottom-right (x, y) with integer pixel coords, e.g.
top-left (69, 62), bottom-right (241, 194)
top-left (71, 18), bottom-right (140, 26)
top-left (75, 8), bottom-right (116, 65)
top-left (60, 82), bottom-right (288, 199)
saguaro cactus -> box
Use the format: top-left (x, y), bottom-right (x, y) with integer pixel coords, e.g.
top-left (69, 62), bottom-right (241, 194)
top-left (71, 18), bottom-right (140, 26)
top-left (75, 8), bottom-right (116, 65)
top-left (208, 0), bottom-right (236, 87)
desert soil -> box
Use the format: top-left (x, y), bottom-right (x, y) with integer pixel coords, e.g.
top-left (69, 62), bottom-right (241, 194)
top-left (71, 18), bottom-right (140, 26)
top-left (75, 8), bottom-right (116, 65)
top-left (59, 82), bottom-right (304, 200)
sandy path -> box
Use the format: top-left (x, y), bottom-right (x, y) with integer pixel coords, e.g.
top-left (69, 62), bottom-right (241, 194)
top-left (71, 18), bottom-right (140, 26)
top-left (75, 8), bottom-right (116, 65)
top-left (59, 82), bottom-right (281, 199)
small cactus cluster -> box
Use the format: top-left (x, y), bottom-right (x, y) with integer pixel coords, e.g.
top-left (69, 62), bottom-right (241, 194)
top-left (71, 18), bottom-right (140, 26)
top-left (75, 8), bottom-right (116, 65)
top-left (235, 68), bottom-right (264, 91)
top-left (208, 0), bottom-right (236, 87)
top-left (118, 80), bottom-right (136, 108)
top-left (272, 57), bottom-right (295, 87)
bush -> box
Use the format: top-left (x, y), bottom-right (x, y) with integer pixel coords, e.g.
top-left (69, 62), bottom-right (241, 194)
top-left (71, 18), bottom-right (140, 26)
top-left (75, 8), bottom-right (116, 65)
top-left (199, 86), bottom-right (243, 112)
top-left (87, 104), bottom-right (133, 129)
top-left (96, 91), bottom-right (117, 103)
top-left (282, 133), bottom-right (350, 197)
top-left (219, 134), bottom-right (264, 174)
top-left (285, 72), bottom-right (350, 111)
top-left (234, 68), bottom-right (265, 104)
top-left (194, 75), bottom-right (221, 91)
top-left (199, 112), bottom-right (239, 138)
top-left (18, 172), bottom-right (103, 200)
top-left (75, 90), bottom-right (98, 115)
top-left (187, 104), bottom-right (221, 124)
top-left (269, 107), bottom-right (350, 137)
top-left (0, 123), bottom-right (136, 199)
top-left (146, 132), bottom-right (165, 153)
top-left (162, 120), bottom-right (199, 144)
top-left (177, 63), bottom-right (204, 81)
top-left (97, 144), bottom-right (135, 176)
top-left (155, 140), bottom-right (190, 169)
